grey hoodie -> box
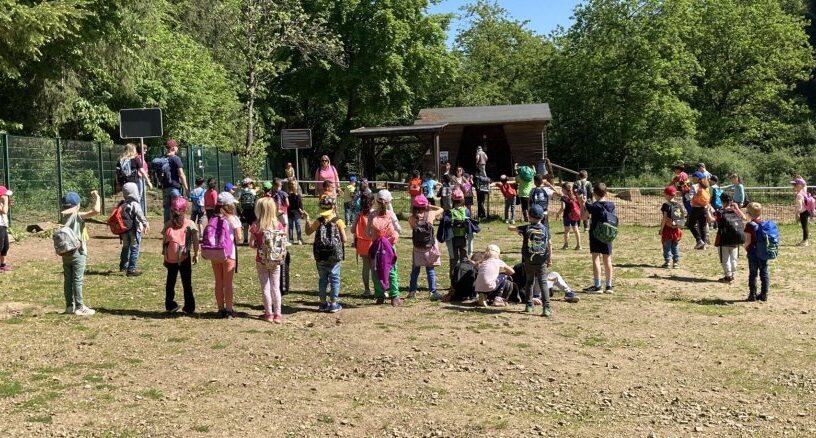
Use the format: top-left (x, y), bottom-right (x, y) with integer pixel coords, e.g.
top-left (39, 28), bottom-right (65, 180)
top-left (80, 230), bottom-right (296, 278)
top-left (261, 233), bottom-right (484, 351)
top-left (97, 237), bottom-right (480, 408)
top-left (122, 182), bottom-right (148, 233)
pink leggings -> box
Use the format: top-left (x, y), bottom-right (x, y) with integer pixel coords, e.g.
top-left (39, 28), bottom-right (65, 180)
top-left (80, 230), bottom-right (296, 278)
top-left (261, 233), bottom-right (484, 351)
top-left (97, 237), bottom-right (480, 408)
top-left (211, 259), bottom-right (236, 310)
top-left (256, 263), bottom-right (282, 316)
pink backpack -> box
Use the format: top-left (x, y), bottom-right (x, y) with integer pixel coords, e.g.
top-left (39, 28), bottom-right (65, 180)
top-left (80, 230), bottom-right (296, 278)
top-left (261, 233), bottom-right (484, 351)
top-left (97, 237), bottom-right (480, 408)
top-left (804, 191), bottom-right (816, 216)
top-left (201, 216), bottom-right (233, 261)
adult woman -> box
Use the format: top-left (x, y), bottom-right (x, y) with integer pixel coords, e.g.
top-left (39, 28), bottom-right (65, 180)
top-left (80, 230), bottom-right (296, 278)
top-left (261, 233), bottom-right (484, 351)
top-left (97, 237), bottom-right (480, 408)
top-left (119, 143), bottom-right (153, 213)
top-left (792, 177), bottom-right (810, 247)
top-left (314, 155), bottom-right (341, 196)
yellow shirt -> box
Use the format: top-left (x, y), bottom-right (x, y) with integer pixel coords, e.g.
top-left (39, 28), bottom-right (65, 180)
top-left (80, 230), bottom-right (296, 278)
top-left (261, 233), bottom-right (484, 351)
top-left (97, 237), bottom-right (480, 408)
top-left (344, 184), bottom-right (356, 203)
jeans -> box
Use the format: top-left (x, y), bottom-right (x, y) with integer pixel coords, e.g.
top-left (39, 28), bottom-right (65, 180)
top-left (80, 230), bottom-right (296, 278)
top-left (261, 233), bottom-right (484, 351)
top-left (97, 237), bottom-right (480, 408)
top-left (119, 231), bottom-right (142, 272)
top-left (163, 188), bottom-right (181, 223)
top-left (524, 262), bottom-right (549, 307)
top-left (476, 191), bottom-right (487, 219)
top-left (719, 246), bottom-right (739, 277)
top-left (317, 261), bottom-right (341, 303)
top-left (747, 254), bottom-right (769, 298)
top-left (373, 263), bottom-right (400, 298)
top-left (409, 264), bottom-right (437, 294)
top-left (344, 202), bottom-right (354, 226)
top-left (800, 211), bottom-right (810, 241)
top-left (688, 206), bottom-right (708, 243)
top-left (288, 216), bottom-right (302, 241)
top-left (662, 239), bottom-right (680, 263)
top-left (137, 178), bottom-right (147, 216)
top-left (62, 252), bottom-right (87, 309)
top-left (504, 197), bottom-right (516, 222)
top-left (165, 258), bottom-right (194, 313)
top-left (257, 263), bottom-right (282, 315)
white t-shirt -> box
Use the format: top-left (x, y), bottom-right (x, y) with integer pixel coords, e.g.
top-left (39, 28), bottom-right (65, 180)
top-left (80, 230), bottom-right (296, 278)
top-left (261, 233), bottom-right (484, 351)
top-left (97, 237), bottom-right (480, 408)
top-left (226, 215), bottom-right (242, 259)
top-left (475, 258), bottom-right (510, 292)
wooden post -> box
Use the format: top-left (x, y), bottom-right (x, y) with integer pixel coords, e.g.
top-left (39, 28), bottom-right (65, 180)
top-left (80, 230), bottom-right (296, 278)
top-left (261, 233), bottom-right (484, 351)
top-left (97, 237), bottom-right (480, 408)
top-left (434, 132), bottom-right (441, 180)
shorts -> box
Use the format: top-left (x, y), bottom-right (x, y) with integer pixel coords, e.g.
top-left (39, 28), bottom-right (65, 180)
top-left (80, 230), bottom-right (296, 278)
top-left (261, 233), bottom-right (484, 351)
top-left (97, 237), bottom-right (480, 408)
top-left (588, 233), bottom-right (613, 255)
top-left (191, 209), bottom-right (205, 225)
top-left (563, 218), bottom-right (579, 227)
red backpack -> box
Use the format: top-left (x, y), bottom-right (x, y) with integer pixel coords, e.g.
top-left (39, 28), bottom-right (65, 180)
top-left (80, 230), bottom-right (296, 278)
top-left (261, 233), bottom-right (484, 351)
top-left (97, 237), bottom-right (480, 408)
top-left (107, 202), bottom-right (132, 235)
top-left (568, 197), bottom-right (582, 221)
top-left (408, 178), bottom-right (422, 197)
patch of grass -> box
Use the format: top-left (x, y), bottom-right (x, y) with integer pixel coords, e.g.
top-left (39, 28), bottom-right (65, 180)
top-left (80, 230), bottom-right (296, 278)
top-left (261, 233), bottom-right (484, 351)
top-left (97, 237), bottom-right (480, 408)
top-left (0, 380), bottom-right (24, 398)
top-left (26, 415), bottom-right (52, 424)
top-left (515, 342), bottom-right (530, 349)
top-left (125, 358), bottom-right (143, 365)
top-left (192, 425), bottom-right (210, 432)
top-left (140, 388), bottom-right (164, 400)
top-left (210, 343), bottom-right (228, 350)
top-left (582, 334), bottom-right (609, 347)
top-left (317, 414), bottom-right (335, 424)
top-left (2, 317), bottom-right (24, 325)
top-left (17, 391), bottom-right (59, 410)
top-left (83, 374), bottom-right (104, 383)
top-left (166, 337), bottom-right (188, 343)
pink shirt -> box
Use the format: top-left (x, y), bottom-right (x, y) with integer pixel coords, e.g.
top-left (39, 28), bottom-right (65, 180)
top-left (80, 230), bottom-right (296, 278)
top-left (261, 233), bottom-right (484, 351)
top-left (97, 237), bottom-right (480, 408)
top-left (315, 165), bottom-right (340, 194)
top-left (475, 258), bottom-right (509, 292)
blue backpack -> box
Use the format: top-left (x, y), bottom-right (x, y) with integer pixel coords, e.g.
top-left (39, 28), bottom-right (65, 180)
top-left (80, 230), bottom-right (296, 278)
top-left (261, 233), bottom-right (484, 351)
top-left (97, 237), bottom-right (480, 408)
top-left (711, 187), bottom-right (723, 210)
top-left (150, 156), bottom-right (174, 189)
top-left (754, 220), bottom-right (779, 261)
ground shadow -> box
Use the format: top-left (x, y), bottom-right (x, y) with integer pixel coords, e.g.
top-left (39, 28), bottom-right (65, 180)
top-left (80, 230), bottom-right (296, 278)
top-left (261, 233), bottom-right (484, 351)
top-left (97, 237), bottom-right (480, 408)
top-left (440, 303), bottom-right (506, 315)
top-left (663, 275), bottom-right (715, 284)
top-left (668, 297), bottom-right (746, 305)
top-left (615, 263), bottom-right (655, 269)
top-left (95, 307), bottom-right (260, 320)
top-left (85, 269), bottom-right (121, 277)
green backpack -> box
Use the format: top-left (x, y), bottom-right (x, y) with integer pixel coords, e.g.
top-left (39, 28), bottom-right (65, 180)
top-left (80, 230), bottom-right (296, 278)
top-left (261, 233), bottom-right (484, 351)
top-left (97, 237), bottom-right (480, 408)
top-left (451, 207), bottom-right (469, 238)
top-left (517, 165), bottom-right (534, 183)
top-left (592, 203), bottom-right (619, 244)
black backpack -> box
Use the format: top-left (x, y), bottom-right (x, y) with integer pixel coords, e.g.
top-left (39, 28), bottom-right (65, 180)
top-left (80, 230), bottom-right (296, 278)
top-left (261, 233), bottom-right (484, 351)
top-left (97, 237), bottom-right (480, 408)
top-left (412, 213), bottom-right (434, 248)
top-left (530, 187), bottom-right (549, 211)
top-left (476, 176), bottom-right (491, 193)
top-left (450, 259), bottom-right (477, 301)
top-left (239, 190), bottom-right (257, 214)
top-left (116, 158), bottom-right (137, 187)
top-left (313, 217), bottom-right (344, 263)
top-left (718, 210), bottom-right (746, 246)
top-left (525, 223), bottom-right (550, 264)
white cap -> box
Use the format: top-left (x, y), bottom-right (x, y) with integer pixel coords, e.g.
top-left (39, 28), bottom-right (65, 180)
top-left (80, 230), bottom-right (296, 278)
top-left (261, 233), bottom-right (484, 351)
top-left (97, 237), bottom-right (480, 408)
top-left (486, 244), bottom-right (501, 256)
top-left (217, 192), bottom-right (237, 205)
top-left (377, 189), bottom-right (392, 203)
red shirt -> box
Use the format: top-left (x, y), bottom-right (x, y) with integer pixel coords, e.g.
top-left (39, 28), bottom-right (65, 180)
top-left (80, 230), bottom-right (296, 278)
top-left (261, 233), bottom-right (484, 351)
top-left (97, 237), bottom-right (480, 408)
top-left (204, 189), bottom-right (218, 209)
top-left (744, 218), bottom-right (761, 255)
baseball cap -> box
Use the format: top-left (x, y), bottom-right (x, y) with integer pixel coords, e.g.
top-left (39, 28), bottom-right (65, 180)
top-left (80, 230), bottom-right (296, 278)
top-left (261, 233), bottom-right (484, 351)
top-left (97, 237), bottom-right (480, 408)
top-left (664, 186), bottom-right (677, 196)
top-left (691, 171), bottom-right (706, 180)
top-left (61, 192), bottom-right (81, 208)
top-left (224, 182), bottom-right (235, 192)
top-left (217, 192), bottom-right (236, 205)
top-left (171, 197), bottom-right (188, 212)
top-left (529, 204), bottom-right (545, 219)
top-left (241, 178), bottom-right (254, 185)
top-left (262, 181), bottom-right (273, 190)
top-left (0, 186), bottom-right (11, 197)
top-left (166, 139), bottom-right (178, 149)
top-left (790, 177), bottom-right (807, 186)
top-left (377, 189), bottom-right (393, 203)
top-left (349, 176), bottom-right (358, 183)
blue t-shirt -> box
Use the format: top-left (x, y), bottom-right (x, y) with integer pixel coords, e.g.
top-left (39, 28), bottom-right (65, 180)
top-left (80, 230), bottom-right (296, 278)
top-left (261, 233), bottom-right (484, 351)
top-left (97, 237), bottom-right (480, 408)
top-left (167, 155), bottom-right (184, 189)
top-left (189, 187), bottom-right (205, 212)
top-left (585, 200), bottom-right (616, 231)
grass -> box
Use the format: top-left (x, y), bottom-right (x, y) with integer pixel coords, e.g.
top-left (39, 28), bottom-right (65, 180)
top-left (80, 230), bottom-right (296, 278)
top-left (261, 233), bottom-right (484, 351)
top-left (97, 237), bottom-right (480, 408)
top-left (0, 380), bottom-right (24, 398)
top-left (139, 388), bottom-right (164, 400)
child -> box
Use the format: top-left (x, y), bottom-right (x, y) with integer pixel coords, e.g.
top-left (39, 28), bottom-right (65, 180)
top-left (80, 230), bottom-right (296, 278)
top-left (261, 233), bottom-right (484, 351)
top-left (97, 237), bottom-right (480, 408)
top-left (515, 163), bottom-right (535, 222)
top-left (714, 193), bottom-right (745, 284)
top-left (575, 170), bottom-right (593, 232)
top-left (474, 244), bottom-right (515, 307)
top-left (496, 175), bottom-right (517, 224)
top-left (0, 186), bottom-right (11, 271)
top-left (582, 183), bottom-right (616, 294)
top-left (659, 186), bottom-right (683, 269)
top-left (189, 177), bottom-right (206, 233)
top-left (224, 182), bottom-right (236, 196)
top-left (422, 172), bottom-right (439, 206)
top-left (354, 191), bottom-right (375, 297)
top-left (305, 196), bottom-right (346, 312)
top-left (58, 191), bottom-right (101, 315)
top-left (285, 162), bottom-right (295, 179)
top-left (249, 197), bottom-right (287, 323)
top-left (204, 178), bottom-right (218, 220)
top-left (343, 176), bottom-right (358, 226)
top-left (462, 173), bottom-right (474, 213)
top-left (367, 190), bottom-right (402, 306)
top-left (529, 174), bottom-right (555, 219)
top-left (204, 193), bottom-right (243, 318)
top-left (238, 178), bottom-right (257, 245)
top-left (438, 174), bottom-right (453, 211)
top-left (558, 182), bottom-right (582, 250)
top-left (320, 180), bottom-right (334, 199)
top-left (710, 175), bottom-right (723, 211)
top-left (725, 174), bottom-right (747, 208)
top-left (514, 265), bottom-right (580, 304)
top-left (688, 171), bottom-right (712, 250)
top-left (744, 203), bottom-right (773, 302)
top-left (510, 204), bottom-right (552, 317)
top-left (273, 178), bottom-right (289, 228)
top-left (440, 189), bottom-right (478, 277)
top-left (408, 195), bottom-right (444, 301)
top-left (792, 177), bottom-right (810, 247)
top-left (119, 182), bottom-right (149, 277)
top-left (287, 179), bottom-right (304, 245)
top-left (162, 197), bottom-right (199, 315)
top-left (407, 170), bottom-right (422, 202)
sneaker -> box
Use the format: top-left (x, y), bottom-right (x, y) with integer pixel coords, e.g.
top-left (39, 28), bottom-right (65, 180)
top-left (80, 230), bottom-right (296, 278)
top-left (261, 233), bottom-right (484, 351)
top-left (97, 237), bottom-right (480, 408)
top-left (532, 297), bottom-right (542, 306)
top-left (226, 309), bottom-right (236, 319)
top-left (126, 270), bottom-right (143, 277)
top-left (362, 290), bottom-right (373, 298)
top-left (328, 302), bottom-right (343, 313)
top-left (375, 298), bottom-right (385, 305)
top-left (542, 305), bottom-right (552, 317)
top-left (318, 302), bottom-right (330, 312)
top-left (0, 265), bottom-right (12, 272)
top-left (603, 286), bottom-right (614, 294)
top-left (74, 306), bottom-right (96, 316)
top-left (183, 310), bottom-right (197, 317)
top-left (390, 297), bottom-right (402, 307)
top-left (510, 220), bottom-right (515, 225)
top-left (298, 240), bottom-right (304, 245)
top-left (407, 291), bottom-right (417, 299)
top-left (747, 293), bottom-right (757, 302)
top-left (491, 297), bottom-right (507, 307)
top-left (166, 304), bottom-right (181, 314)
top-left (429, 291), bottom-right (443, 301)
top-left (261, 313), bottom-right (275, 322)
top-left (273, 314), bottom-right (283, 324)
top-left (716, 276), bottom-right (730, 283)
top-left (583, 286), bottom-right (602, 294)
top-left (561, 244), bottom-right (569, 250)
top-left (574, 246), bottom-right (582, 251)
top-left (217, 309), bottom-right (229, 319)
top-left (564, 291), bottom-right (580, 303)
top-left (796, 240), bottom-right (810, 247)
top-left (476, 293), bottom-right (487, 307)
top-left (661, 262), bottom-right (670, 269)
top-left (504, 219), bottom-right (509, 224)
top-left (63, 305), bottom-right (75, 315)
top-left (672, 261), bottom-right (680, 269)
top-left (694, 240), bottom-right (705, 250)
top-left (757, 293), bottom-right (768, 302)
top-left (524, 303), bottom-right (535, 313)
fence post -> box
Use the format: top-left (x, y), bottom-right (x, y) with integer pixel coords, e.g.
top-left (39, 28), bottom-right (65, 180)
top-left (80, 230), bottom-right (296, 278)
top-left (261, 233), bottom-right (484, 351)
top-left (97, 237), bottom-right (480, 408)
top-left (96, 142), bottom-right (106, 214)
top-left (2, 134), bottom-right (10, 226)
top-left (216, 147), bottom-right (221, 188)
top-left (187, 145), bottom-right (194, 184)
top-left (55, 138), bottom-right (64, 221)
top-left (265, 157), bottom-right (270, 181)
top-left (230, 153), bottom-right (236, 183)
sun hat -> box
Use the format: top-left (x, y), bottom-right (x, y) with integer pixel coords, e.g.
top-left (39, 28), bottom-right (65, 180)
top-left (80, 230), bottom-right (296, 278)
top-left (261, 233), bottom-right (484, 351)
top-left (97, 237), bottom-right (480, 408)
top-left (452, 189), bottom-right (464, 201)
top-left (171, 197), bottom-right (188, 212)
top-left (664, 186), bottom-right (677, 196)
top-left (486, 244), bottom-right (501, 256)
top-left (529, 204), bottom-right (545, 219)
top-left (61, 192), bottom-right (81, 208)
top-left (412, 194), bottom-right (429, 208)
top-left (790, 177), bottom-right (807, 186)
top-left (377, 189), bottom-right (392, 203)
top-left (166, 139), bottom-right (178, 149)
top-left (217, 192), bottom-right (236, 205)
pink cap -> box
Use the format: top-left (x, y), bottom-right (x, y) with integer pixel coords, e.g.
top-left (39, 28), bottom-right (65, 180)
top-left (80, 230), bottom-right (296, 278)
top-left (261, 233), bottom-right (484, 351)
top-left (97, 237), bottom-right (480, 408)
top-left (171, 196), bottom-right (188, 212)
top-left (790, 177), bottom-right (807, 186)
top-left (412, 194), bottom-right (429, 208)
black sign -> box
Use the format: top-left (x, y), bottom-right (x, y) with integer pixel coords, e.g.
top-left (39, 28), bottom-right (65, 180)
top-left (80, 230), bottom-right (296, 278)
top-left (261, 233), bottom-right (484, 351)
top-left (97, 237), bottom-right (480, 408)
top-left (281, 129), bottom-right (312, 149)
top-left (119, 108), bottom-right (163, 139)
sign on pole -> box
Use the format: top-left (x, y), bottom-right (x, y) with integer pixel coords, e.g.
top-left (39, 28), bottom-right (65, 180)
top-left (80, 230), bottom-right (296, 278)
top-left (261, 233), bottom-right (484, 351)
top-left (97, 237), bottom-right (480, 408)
top-left (281, 129), bottom-right (313, 181)
top-left (119, 108), bottom-right (163, 139)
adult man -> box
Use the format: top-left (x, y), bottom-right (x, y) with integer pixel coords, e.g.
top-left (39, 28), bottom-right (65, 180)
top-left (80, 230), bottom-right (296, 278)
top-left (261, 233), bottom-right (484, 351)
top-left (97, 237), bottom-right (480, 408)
top-left (161, 139), bottom-right (189, 222)
top-left (475, 146), bottom-right (488, 177)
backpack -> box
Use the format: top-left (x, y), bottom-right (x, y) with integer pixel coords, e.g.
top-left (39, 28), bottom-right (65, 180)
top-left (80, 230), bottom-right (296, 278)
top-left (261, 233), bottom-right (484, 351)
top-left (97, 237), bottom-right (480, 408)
top-left (150, 155), bottom-right (174, 189)
top-left (692, 186), bottom-right (710, 206)
top-left (451, 208), bottom-right (469, 238)
top-left (450, 259), bottom-right (477, 301)
top-left (107, 201), bottom-right (134, 235)
top-left (717, 210), bottom-right (745, 246)
top-left (408, 178), bottom-right (422, 197)
top-left (754, 220), bottom-right (780, 261)
top-left (164, 222), bottom-right (192, 264)
top-left (530, 187), bottom-right (549, 212)
top-left (189, 188), bottom-right (204, 212)
top-left (369, 236), bottom-right (397, 290)
top-left (422, 180), bottom-right (434, 198)
top-left (116, 158), bottom-right (136, 186)
top-left (667, 202), bottom-right (685, 229)
top-left (258, 229), bottom-right (287, 266)
top-left (239, 190), bottom-right (257, 214)
top-left (567, 197), bottom-right (582, 222)
top-left (412, 212), bottom-right (435, 249)
top-left (711, 187), bottom-right (723, 210)
top-left (574, 180), bottom-right (590, 198)
top-left (592, 203), bottom-right (618, 244)
top-left (201, 216), bottom-right (233, 261)
top-left (313, 217), bottom-right (344, 263)
top-left (804, 192), bottom-right (816, 217)
top-left (53, 214), bottom-right (82, 256)
top-left (500, 183), bottom-right (517, 199)
top-left (517, 166), bottom-right (534, 183)
top-left (476, 176), bottom-right (491, 193)
top-left (525, 224), bottom-right (550, 264)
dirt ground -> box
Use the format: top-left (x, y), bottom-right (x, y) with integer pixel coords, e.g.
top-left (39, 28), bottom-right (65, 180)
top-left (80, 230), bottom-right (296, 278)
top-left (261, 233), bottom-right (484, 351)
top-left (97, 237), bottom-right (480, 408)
top-left (1, 215), bottom-right (815, 437)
